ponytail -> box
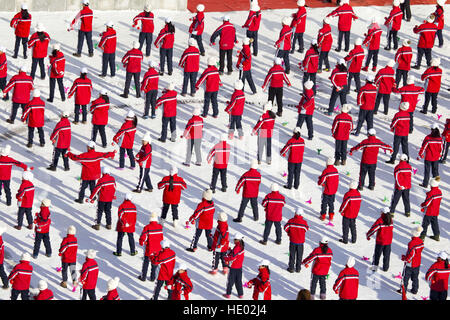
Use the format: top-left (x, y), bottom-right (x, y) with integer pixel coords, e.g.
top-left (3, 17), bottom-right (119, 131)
top-left (169, 175), bottom-right (174, 191)
top-left (240, 239), bottom-right (245, 249)
top-left (293, 132), bottom-right (301, 140)
top-left (167, 22), bottom-right (175, 33)
top-left (321, 243), bottom-right (328, 254)
top-left (21, 9), bottom-right (29, 20)
top-left (382, 213), bottom-right (392, 226)
top-left (38, 31), bottom-right (46, 42)
top-left (268, 110), bottom-right (276, 119)
top-left (338, 63), bottom-right (347, 72)
top-left (431, 128), bottom-right (441, 138)
top-left (80, 73), bottom-right (87, 79)
top-left (51, 49), bottom-right (57, 57)
top-left (312, 44), bottom-right (319, 54)
top-left (145, 11), bottom-right (150, 18)
top-left (445, 258), bottom-right (449, 269)
top-left (101, 94), bottom-right (110, 104)
top-left (132, 115), bottom-right (138, 128)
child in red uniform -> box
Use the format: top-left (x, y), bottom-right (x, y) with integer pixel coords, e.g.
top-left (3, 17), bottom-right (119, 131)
top-left (247, 260), bottom-right (271, 300)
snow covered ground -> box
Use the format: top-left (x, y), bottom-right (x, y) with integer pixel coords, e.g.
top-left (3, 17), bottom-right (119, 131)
top-left (0, 4), bottom-right (448, 300)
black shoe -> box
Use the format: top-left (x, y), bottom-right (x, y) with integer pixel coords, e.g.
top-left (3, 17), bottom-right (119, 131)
top-left (276, 111), bottom-right (282, 117)
top-left (287, 268), bottom-right (294, 273)
top-left (73, 53), bottom-right (81, 57)
top-left (186, 248), bottom-right (196, 252)
top-left (130, 251), bottom-right (138, 256)
top-left (182, 162), bottom-right (190, 167)
top-left (113, 252), bottom-right (122, 256)
top-left (138, 275), bottom-right (146, 282)
top-left (384, 46), bottom-right (391, 51)
top-left (339, 239), bottom-right (348, 244)
top-left (368, 186), bottom-right (375, 190)
top-left (275, 240), bottom-right (281, 245)
top-left (40, 76), bottom-right (45, 80)
top-left (46, 166), bottom-right (56, 171)
top-left (145, 188), bottom-right (153, 192)
top-left (120, 93), bottom-right (128, 98)
top-left (412, 65), bottom-right (420, 70)
top-left (419, 183), bottom-right (427, 188)
top-left (26, 143), bottom-right (32, 148)
top-left (211, 189), bottom-right (215, 194)
top-left (159, 72), bottom-right (164, 75)
top-left (284, 185), bottom-right (292, 190)
top-left (259, 240), bottom-right (267, 245)
top-left (357, 186), bottom-right (363, 191)
top-left (168, 71), bottom-right (172, 76)
top-left (254, 217), bottom-right (259, 221)
top-left (233, 218), bottom-right (242, 223)
top-left (132, 188), bottom-right (142, 193)
top-left (335, 48), bottom-right (341, 52)
top-left (157, 138), bottom-right (166, 143)
top-left (396, 288), bottom-right (402, 294)
top-left (181, 93), bottom-right (187, 97)
top-left (12, 55), bottom-right (17, 59)
top-left (285, 70), bottom-right (290, 75)
top-left (47, 98), bottom-right (53, 102)
top-left (40, 143), bottom-right (45, 147)
top-left (45, 253), bottom-right (51, 257)
top-left (221, 187), bottom-right (227, 192)
top-left (64, 167), bottom-right (70, 171)
top-left (88, 53), bottom-right (94, 57)
top-left (219, 71), bottom-right (224, 76)
top-left (385, 159), bottom-right (395, 164)
top-left (6, 119), bottom-right (14, 124)
top-left (74, 199), bottom-right (83, 204)
top-left (98, 74), bottom-right (106, 78)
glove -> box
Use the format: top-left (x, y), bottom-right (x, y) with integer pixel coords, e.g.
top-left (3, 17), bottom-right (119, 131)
top-left (420, 207), bottom-right (425, 212)
top-left (210, 42), bottom-right (215, 46)
top-left (111, 142), bottom-right (115, 146)
top-left (304, 264), bottom-right (309, 268)
top-left (349, 151), bottom-right (353, 156)
top-left (416, 157), bottom-right (420, 160)
top-left (113, 196), bottom-right (117, 200)
top-left (401, 255), bottom-right (406, 261)
top-left (367, 237), bottom-right (371, 241)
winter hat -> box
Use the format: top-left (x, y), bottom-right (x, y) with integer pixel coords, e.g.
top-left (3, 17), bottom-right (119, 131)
top-left (341, 0), bottom-right (349, 4)
top-left (271, 183), bottom-right (279, 192)
top-left (188, 38), bottom-right (197, 47)
top-left (125, 193), bottom-right (133, 201)
top-left (233, 233), bottom-right (244, 240)
top-left (21, 252), bottom-right (31, 261)
top-left (67, 225), bottom-right (76, 235)
top-left (22, 170), bottom-right (33, 182)
top-left (52, 43), bottom-right (60, 51)
top-left (219, 212), bottom-right (227, 222)
top-left (161, 240), bottom-right (170, 248)
top-left (235, 79), bottom-right (244, 90)
top-left (402, 39), bottom-right (411, 46)
top-left (282, 17), bottom-right (292, 25)
top-left (167, 82), bottom-right (175, 91)
top-left (36, 23), bottom-right (45, 32)
top-left (346, 257), bottom-right (355, 268)
top-left (303, 80), bottom-right (314, 90)
top-left (207, 56), bottom-right (217, 66)
top-left (106, 21), bottom-right (114, 28)
top-left (341, 104), bottom-right (351, 113)
top-left (438, 251), bottom-right (448, 260)
top-left (149, 60), bottom-right (158, 68)
top-left (86, 249), bottom-right (96, 259)
top-left (406, 76), bottom-right (415, 84)
top-left (431, 58), bottom-right (440, 67)
top-left (326, 157), bottom-right (334, 166)
top-left (221, 133), bottom-right (228, 141)
top-left (381, 207), bottom-right (390, 214)
top-left (1, 144), bottom-right (11, 156)
top-left (263, 102), bottom-right (273, 112)
top-left (88, 140), bottom-right (96, 148)
top-left (19, 65), bottom-right (28, 73)
top-left (400, 154), bottom-right (409, 161)
top-left (355, 38), bottom-right (363, 46)
top-left (100, 89), bottom-right (108, 95)
top-left (150, 212), bottom-right (158, 222)
top-left (170, 166), bottom-right (178, 176)
top-left (293, 126), bottom-right (301, 134)
top-left (259, 259), bottom-right (270, 266)
top-left (366, 74), bottom-right (375, 82)
top-left (197, 4), bottom-right (205, 12)
top-left (41, 199), bottom-right (51, 207)
top-left (323, 17), bottom-right (331, 24)
top-left (38, 280), bottom-right (48, 290)
top-left (274, 57), bottom-right (283, 65)
top-left (411, 226), bottom-right (423, 237)
top-left (368, 128), bottom-right (376, 136)
top-left (311, 39), bottom-right (318, 46)
top-left (178, 262), bottom-right (188, 271)
top-left (142, 132), bottom-right (151, 143)
top-left (349, 180), bottom-right (358, 189)
top-left (222, 15), bottom-right (230, 22)
top-left (61, 110), bottom-right (70, 118)
top-left (202, 189), bottom-right (213, 201)
top-left (295, 207), bottom-right (304, 215)
top-left (387, 60), bottom-right (396, 68)
top-left (193, 108), bottom-right (202, 116)
top-left (243, 37), bottom-right (251, 45)
top-left (431, 122), bottom-right (439, 130)
top-left (102, 166), bottom-right (111, 175)
top-left (399, 102), bottom-right (409, 111)
top-left (0, 224), bottom-right (6, 236)
top-left (33, 89), bottom-right (41, 98)
top-left (430, 178), bottom-right (440, 187)
top-left (437, 0), bottom-right (446, 6)
top-left (107, 277), bottom-right (120, 291)
top-left (251, 3), bottom-right (260, 11)
top-left (393, 0), bottom-right (401, 6)
top-left (320, 236), bottom-right (329, 244)
top-left (297, 0), bottom-right (306, 6)
top-left (0, 46), bottom-right (5, 53)
top-left (81, 67), bottom-right (88, 74)
top-left (82, 0), bottom-right (90, 5)
top-left (144, 4), bottom-right (152, 11)
top-left (338, 58), bottom-right (346, 65)
top-left (133, 41), bottom-right (140, 49)
top-left (21, 3), bottom-right (28, 10)
top-left (427, 15), bottom-right (435, 23)
top-left (126, 110), bottom-right (135, 118)
top-left (251, 159), bottom-right (259, 169)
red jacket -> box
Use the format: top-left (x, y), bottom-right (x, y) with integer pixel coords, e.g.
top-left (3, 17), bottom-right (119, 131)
top-left (413, 22), bottom-right (438, 49)
top-left (141, 68), bottom-right (159, 92)
top-left (71, 6), bottom-right (93, 32)
top-left (183, 115), bottom-right (203, 139)
top-left (426, 260), bottom-right (450, 291)
top-left (419, 134), bottom-right (443, 161)
top-left (113, 119), bottom-right (136, 149)
top-left (291, 7), bottom-right (307, 34)
top-left (243, 10), bottom-right (262, 32)
top-left (344, 45), bottom-right (365, 73)
top-left (0, 236), bottom-right (5, 265)
top-left (167, 271), bottom-right (193, 300)
top-left (327, 4), bottom-right (358, 32)
top-left (318, 165), bottom-right (339, 195)
top-left (89, 174), bottom-right (116, 202)
top-left (139, 221), bottom-right (163, 257)
top-left (443, 119), bottom-right (450, 142)
top-left (154, 25), bottom-right (175, 49)
top-left (151, 248), bottom-right (176, 281)
top-left (79, 258), bottom-right (99, 290)
top-left (330, 66), bottom-right (348, 89)
top-left (301, 47), bottom-right (319, 73)
top-left (34, 288), bottom-right (54, 300)
top-left (207, 141), bottom-right (230, 169)
top-left (101, 289), bottom-right (120, 300)
top-left (66, 149), bottom-right (115, 181)
top-left (59, 234), bottom-right (78, 264)
top-left (0, 155), bottom-right (27, 180)
top-left (90, 97), bottom-right (109, 126)
top-left (122, 48), bottom-right (143, 73)
top-left (402, 237), bottom-right (424, 268)
top-left (333, 266), bottom-right (359, 300)
top-left (284, 215), bottom-right (309, 244)
top-left (16, 179), bottom-right (34, 208)
top-left (34, 206), bottom-right (51, 234)
top-left (434, 5), bottom-right (445, 30)
top-left (297, 88), bottom-right (315, 115)
top-left (179, 46), bottom-right (200, 73)
top-left (280, 136), bottom-right (305, 163)
top-left (116, 200), bottom-right (137, 233)
top-left (133, 11), bottom-right (154, 33)
top-left (236, 45), bottom-right (252, 71)
top-left (395, 46), bottom-right (413, 71)
top-left (394, 160), bottom-right (412, 190)
top-left (367, 215), bottom-right (393, 245)
top-left (0, 52), bottom-right (7, 78)
top-left (189, 11), bottom-right (204, 35)
top-left (135, 143), bottom-right (152, 168)
top-left (3, 71), bottom-right (33, 104)
top-left (224, 242), bottom-right (245, 269)
top-left (421, 66), bottom-right (442, 93)
top-left (225, 89), bottom-right (245, 116)
top-left (188, 199), bottom-right (215, 230)
top-left (375, 66), bottom-right (395, 94)
top-left (156, 89), bottom-right (177, 117)
top-left (317, 24), bottom-right (333, 52)
top-left (363, 24), bottom-right (382, 51)
top-left (357, 82), bottom-right (377, 110)
top-left (262, 191), bottom-right (285, 222)
top-left (21, 97), bottom-right (45, 127)
top-left (157, 174), bottom-right (187, 205)
top-left (211, 21), bottom-right (237, 50)
top-left (384, 6), bottom-right (403, 31)
top-left (421, 186), bottom-right (442, 217)
top-left (393, 83), bottom-right (424, 112)
top-left (390, 110), bottom-right (410, 136)
top-left (262, 64), bottom-right (291, 89)
top-left (211, 221), bottom-right (229, 252)
top-left (332, 113), bottom-right (354, 141)
top-left (303, 244), bottom-right (333, 276)
top-left (350, 135), bottom-right (393, 164)
top-left (253, 111), bottom-right (275, 138)
top-left (68, 77), bottom-right (92, 105)
top-left (8, 260), bottom-right (32, 290)
top-left (275, 25), bottom-right (293, 51)
top-left (196, 66), bottom-right (221, 92)
top-left (248, 267), bottom-right (271, 300)
top-left (235, 168), bottom-right (261, 198)
top-left (99, 28), bottom-right (117, 54)
top-left (27, 32), bottom-right (50, 58)
top-left (10, 11), bottom-right (32, 38)
top-left (49, 50), bottom-right (65, 78)
top-left (339, 189), bottom-right (362, 219)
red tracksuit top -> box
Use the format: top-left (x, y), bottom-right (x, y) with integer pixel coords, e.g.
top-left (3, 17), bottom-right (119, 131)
top-left (225, 89), bottom-right (245, 116)
top-left (333, 266), bottom-right (359, 300)
top-left (49, 50), bottom-right (65, 78)
top-left (367, 215), bottom-right (393, 245)
top-left (27, 32), bottom-right (50, 58)
top-left (156, 89), bottom-right (177, 117)
top-left (344, 45), bottom-right (365, 73)
top-left (168, 271), bottom-right (193, 300)
top-left (89, 174), bottom-right (116, 202)
top-left (301, 47), bottom-right (319, 73)
top-left (90, 97), bottom-right (109, 126)
top-left (179, 46), bottom-right (200, 73)
top-left (280, 136), bottom-right (305, 163)
top-left (262, 191), bottom-right (285, 222)
top-left (375, 66), bottom-right (395, 94)
top-left (189, 11), bottom-right (205, 35)
top-left (101, 289), bottom-right (120, 300)
top-left (196, 66), bottom-right (221, 92)
top-left (262, 64), bottom-right (291, 89)
top-left (133, 11), bottom-right (154, 33)
top-left (152, 248), bottom-right (176, 281)
top-left (188, 199), bottom-right (215, 230)
top-left (99, 28), bottom-right (117, 54)
top-left (8, 260), bottom-right (32, 290)
top-left (357, 83), bottom-right (377, 110)
top-left (0, 52), bottom-right (7, 78)
top-left (403, 237), bottom-right (424, 268)
top-left (207, 141), bottom-right (231, 169)
top-left (330, 66), bottom-right (348, 89)
top-left (183, 115), bottom-right (203, 139)
top-left (434, 5), bottom-right (445, 30)
top-left (211, 221), bottom-right (229, 252)
top-left (419, 134), bottom-right (443, 161)
top-left (253, 112), bottom-right (275, 138)
top-left (116, 200), bottom-right (137, 233)
top-left (384, 6), bottom-right (403, 31)
top-left (211, 21), bottom-right (237, 50)
top-left (243, 10), bottom-right (262, 32)
top-left (34, 288), bottom-right (54, 300)
top-left (363, 25), bottom-right (382, 50)
top-left (66, 149), bottom-right (115, 181)
top-left (332, 113), bottom-right (354, 141)
top-left (339, 188), bottom-right (362, 219)
top-left (390, 110), bottom-right (410, 136)
top-left (236, 45), bottom-right (252, 71)
top-left (443, 119), bottom-right (450, 142)
top-left (224, 242), bottom-right (245, 269)
top-left (16, 179), bottom-right (34, 208)
top-left (34, 206), bottom-right (51, 234)
top-left (318, 24), bottom-right (333, 52)
top-left (21, 97), bottom-right (45, 127)
top-left (421, 66), bottom-right (442, 93)
top-left (0, 155), bottom-right (27, 180)
top-left (291, 6), bottom-right (307, 34)
top-left (157, 174), bottom-right (187, 205)
top-left (421, 186), bottom-right (442, 216)
top-left (426, 260), bottom-right (450, 291)
top-left (10, 11), bottom-right (32, 38)
top-left (0, 236), bottom-right (5, 264)
top-left (68, 77), bottom-right (92, 105)
top-left (79, 258), bottom-right (99, 290)
top-left (284, 215), bottom-right (309, 244)
top-left (154, 25), bottom-right (175, 49)
top-left (3, 71), bottom-right (33, 104)
top-left (113, 119), bottom-right (136, 149)
top-left (249, 267), bottom-right (271, 300)
top-left (122, 48), bottom-right (143, 73)
top-left (275, 25), bottom-right (293, 51)
top-left (136, 143), bottom-right (152, 169)
top-left (297, 88), bottom-right (315, 115)
top-left (303, 244), bottom-right (333, 276)
top-left (393, 84), bottom-right (424, 112)
top-left (394, 160), bottom-right (412, 190)
top-left (71, 6), bottom-right (93, 32)
top-left (141, 68), bottom-right (159, 92)
top-left (318, 165), bottom-right (339, 195)
top-left (413, 22), bottom-right (438, 49)
top-left (350, 135), bottom-right (393, 164)
top-left (59, 234), bottom-right (78, 264)
top-left (236, 168), bottom-right (261, 198)
top-left (139, 221), bottom-right (163, 256)
top-left (395, 46), bottom-right (413, 71)
top-left (327, 4), bottom-right (358, 32)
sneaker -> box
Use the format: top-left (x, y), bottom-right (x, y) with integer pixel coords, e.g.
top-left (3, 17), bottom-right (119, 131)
top-left (209, 269), bottom-right (218, 275)
top-left (157, 138), bottom-right (166, 143)
top-left (27, 224), bottom-right (33, 230)
top-left (223, 294), bottom-right (231, 299)
top-left (106, 224), bottom-right (112, 230)
top-left (372, 66), bottom-right (377, 72)
top-left (221, 187), bottom-right (227, 192)
top-left (275, 240), bottom-right (282, 245)
top-left (385, 159), bottom-right (395, 164)
top-left (284, 185), bottom-right (292, 190)
top-left (233, 218), bottom-right (242, 223)
top-left (74, 198), bottom-right (83, 204)
top-left (119, 93), bottom-right (128, 98)
top-left (339, 239), bottom-right (348, 244)
top-left (368, 186), bottom-right (375, 190)
top-left (317, 69), bottom-right (322, 74)
top-left (91, 224), bottom-right (100, 230)
top-left (419, 183), bottom-right (428, 188)
top-left (323, 68), bottom-right (330, 72)
top-left (98, 74), bottom-right (106, 78)
top-left (253, 217), bottom-right (259, 221)
top-left (144, 188), bottom-right (153, 192)
top-left (72, 53), bottom-right (81, 57)
top-left (182, 162), bottom-right (190, 167)
top-left (186, 247), bottom-right (197, 252)
top-left (222, 267), bottom-right (229, 275)
top-left (419, 110), bottom-right (427, 114)
top-left (384, 46), bottom-right (391, 51)
top-left (46, 166), bottom-right (56, 171)
top-left (113, 252), bottom-right (122, 256)
top-left (412, 65), bottom-right (420, 70)
top-left (60, 281), bottom-right (67, 288)
top-left (26, 143), bottom-right (32, 148)
top-left (130, 251), bottom-right (138, 256)
top-left (259, 240), bottom-right (267, 245)
top-left (132, 188), bottom-right (142, 193)
top-left (6, 119), bottom-right (14, 124)
top-left (47, 98), bottom-right (53, 103)
top-left (287, 268), bottom-right (294, 273)
top-left (430, 235), bottom-right (440, 241)
top-left (138, 275), bottom-right (146, 282)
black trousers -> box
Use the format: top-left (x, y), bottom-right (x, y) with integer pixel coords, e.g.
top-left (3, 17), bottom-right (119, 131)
top-left (310, 274), bottom-right (327, 295)
top-left (246, 30), bottom-right (258, 55)
top-left (119, 147), bottom-right (135, 168)
top-left (268, 87), bottom-right (283, 114)
top-left (409, 112), bottom-right (414, 133)
top-left (441, 140), bottom-right (450, 161)
top-left (0, 180), bottom-right (11, 205)
top-left (277, 49), bottom-right (290, 72)
top-left (354, 109), bottom-right (374, 135)
top-left (153, 279), bottom-right (172, 300)
top-left (17, 207), bottom-right (32, 227)
top-left (400, 0), bottom-right (411, 20)
top-left (10, 102), bottom-right (25, 121)
top-left (241, 70), bottom-right (257, 94)
top-left (390, 135), bottom-right (409, 160)
top-left (116, 232), bottom-right (136, 254)
top-left (11, 289), bottom-right (30, 300)
top-left (387, 30), bottom-right (399, 49)
top-left (403, 266), bottom-right (419, 294)
top-left (347, 72), bottom-right (361, 92)
top-left (137, 167), bottom-right (153, 190)
top-left (182, 72), bottom-right (197, 95)
top-left (337, 30), bottom-right (351, 51)
top-left (190, 34), bottom-right (205, 55)
top-left (138, 32), bottom-right (153, 56)
top-left (51, 147), bottom-right (69, 169)
top-left (78, 179), bottom-right (96, 201)
top-left (328, 86), bottom-right (348, 113)
top-left (74, 104), bottom-right (87, 122)
top-left (92, 124), bottom-right (107, 147)
top-left (389, 189), bottom-right (411, 215)
top-left (226, 268), bottom-right (243, 296)
top-left (318, 50), bottom-right (330, 70)
top-left (212, 251), bottom-right (227, 270)
top-left (97, 201), bottom-right (112, 225)
top-left (49, 77), bottom-right (66, 101)
top-left (287, 162), bottom-right (302, 189)
top-left (395, 69), bottom-right (408, 88)
top-left (77, 30), bottom-right (93, 55)
top-left (320, 194), bottom-right (335, 215)
top-left (141, 256), bottom-right (158, 281)
top-left (421, 215), bottom-right (440, 237)
top-left (81, 288), bottom-right (96, 300)
top-left (27, 126), bottom-right (45, 145)
top-left (161, 203), bottom-right (178, 220)
top-left (288, 242), bottom-right (304, 272)
top-left (422, 92), bottom-right (438, 113)
top-left (30, 57), bottom-right (45, 79)
top-left (61, 262), bottom-right (76, 282)
top-left (101, 52), bottom-right (115, 76)
top-left (335, 140), bottom-right (348, 161)
top-left (342, 217), bottom-right (357, 243)
top-left (203, 91), bottom-right (219, 116)
top-left (144, 90), bottom-right (157, 117)
top-left (416, 47), bottom-right (432, 67)
top-left (374, 92), bottom-right (390, 114)
top-left (0, 264), bottom-right (9, 286)
top-left (210, 167), bottom-right (227, 191)
top-left (33, 232), bottom-right (52, 257)
top-left (430, 290), bottom-right (447, 301)
top-left (436, 29), bottom-right (443, 47)
top-left (190, 228), bottom-right (212, 249)
top-left (297, 114), bottom-right (314, 139)
top-left (372, 243), bottom-right (391, 271)
top-left (291, 32), bottom-right (304, 52)
top-left (229, 115), bottom-right (243, 136)
top-left (0, 77), bottom-right (8, 100)
top-left (422, 160), bottom-right (439, 186)
top-left (237, 197), bottom-right (258, 220)
top-left (13, 36), bottom-right (28, 58)
top-left (160, 48), bottom-right (173, 74)
top-left (359, 163), bottom-right (376, 188)
top-left (124, 72), bottom-right (141, 96)
top-left (160, 116), bottom-right (176, 141)
top-left (219, 49), bottom-right (233, 73)
top-left (262, 220), bottom-right (281, 242)
top-left (364, 49), bottom-right (378, 68)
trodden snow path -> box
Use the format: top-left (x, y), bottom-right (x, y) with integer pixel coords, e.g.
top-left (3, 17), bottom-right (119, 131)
top-left (0, 5), bottom-right (448, 300)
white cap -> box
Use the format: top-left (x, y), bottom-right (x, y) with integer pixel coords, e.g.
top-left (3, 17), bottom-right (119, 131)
top-left (399, 102), bottom-right (409, 111)
top-left (311, 39), bottom-right (318, 46)
top-left (36, 23), bottom-right (45, 32)
top-left (297, 0), bottom-right (305, 6)
top-left (52, 43), bottom-right (60, 51)
top-left (438, 251), bottom-right (448, 260)
top-left (144, 4), bottom-right (152, 11)
top-left (41, 199), bottom-right (51, 207)
top-left (21, 252), bottom-right (31, 261)
top-left (304, 80), bottom-right (314, 90)
top-left (341, 0), bottom-right (349, 4)
top-left (149, 60), bottom-right (158, 68)
top-left (393, 0), bottom-right (401, 6)
top-left (271, 183), bottom-right (279, 192)
top-left (320, 236), bottom-right (329, 244)
top-left (355, 38), bottom-right (362, 46)
top-left (125, 193), bottom-right (133, 201)
top-left (100, 89), bottom-right (108, 95)
top-left (400, 154), bottom-right (409, 161)
top-left (406, 76), bottom-right (415, 84)
top-left (371, 16), bottom-right (380, 24)
top-left (274, 57), bottom-right (282, 65)
top-left (349, 180), bottom-right (358, 189)
top-left (88, 140), bottom-right (96, 148)
top-left (106, 21), bottom-right (114, 28)
top-left (338, 58), bottom-right (346, 65)
top-left (263, 102), bottom-right (272, 112)
top-left (0, 224), bottom-right (7, 236)
top-left (203, 189), bottom-right (213, 201)
top-left (431, 58), bottom-right (440, 67)
top-left (21, 3), bottom-right (28, 10)
top-left (220, 133), bottom-right (228, 142)
top-left (161, 240), bottom-right (170, 248)
top-left (243, 37), bottom-right (250, 45)
top-left (150, 212), bottom-right (158, 222)
top-left (326, 157), bottom-right (335, 166)
top-left (233, 233), bottom-right (243, 240)
top-left (251, 159), bottom-right (259, 169)
top-left (188, 38), bottom-right (197, 47)
top-left (346, 256), bottom-right (355, 268)
top-left (282, 16), bottom-right (292, 25)
top-left (437, 0), bottom-right (446, 6)
top-left (197, 4), bottom-right (205, 12)
top-left (411, 226), bottom-right (423, 237)
top-left (142, 132), bottom-right (151, 143)
top-left (178, 263), bottom-right (188, 271)
top-left (219, 212), bottom-right (227, 222)
top-left (381, 207), bottom-right (390, 214)
top-left (133, 41), bottom-right (140, 49)
top-left (295, 207), bottom-right (304, 215)
top-left (33, 89), bottom-right (41, 98)
top-left (323, 17), bottom-right (331, 24)
top-left (102, 166), bottom-right (110, 175)
top-left (193, 108), bottom-right (201, 116)
top-left (341, 104), bottom-right (351, 113)
top-left (294, 126), bottom-right (301, 134)
top-left (430, 178), bottom-right (440, 187)
top-left (0, 46), bottom-right (5, 53)
top-left (38, 280), bottom-right (48, 290)
top-left (22, 170), bottom-right (33, 182)
top-left (107, 277), bottom-right (120, 291)
top-left (165, 17), bottom-right (172, 24)
top-left (403, 39), bottom-right (411, 46)
top-left (170, 166), bottom-right (178, 176)
top-left (167, 82), bottom-right (175, 91)
top-left (81, 67), bottom-right (88, 74)
top-left (19, 65), bottom-right (28, 73)
top-left (431, 122), bottom-right (439, 130)
top-left (251, 3), bottom-right (260, 11)
top-left (368, 128), bottom-right (376, 136)
top-left (366, 74), bottom-right (375, 82)
top-left (235, 80), bottom-right (244, 90)
top-left (387, 60), bottom-right (396, 68)
top-left (82, 0), bottom-right (89, 5)
top-left (427, 15), bottom-right (435, 23)
top-left (86, 249), bottom-right (96, 259)
top-left (127, 110), bottom-right (135, 118)
top-left (1, 144), bottom-right (11, 156)
top-left (208, 56), bottom-right (217, 66)
top-left (259, 259), bottom-right (270, 266)
top-left (67, 225), bottom-right (76, 235)
top-left (222, 15), bottom-right (230, 22)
